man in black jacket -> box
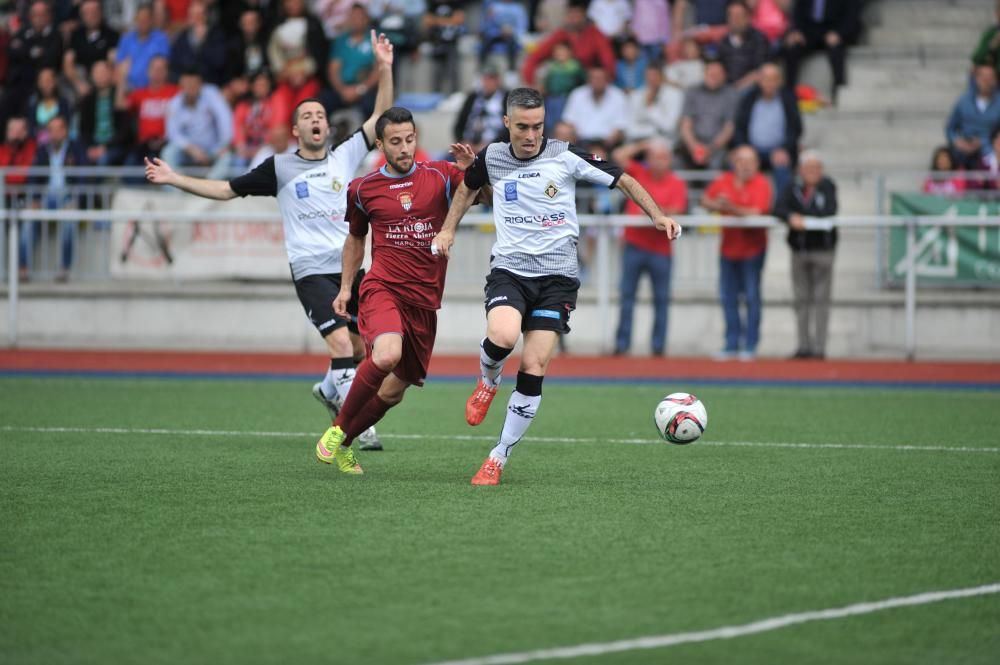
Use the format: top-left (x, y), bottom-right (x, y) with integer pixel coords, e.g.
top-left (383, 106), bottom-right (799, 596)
top-left (452, 66), bottom-right (508, 152)
top-left (734, 62), bottom-right (802, 196)
top-left (783, 0), bottom-right (861, 102)
top-left (773, 150), bottom-right (837, 359)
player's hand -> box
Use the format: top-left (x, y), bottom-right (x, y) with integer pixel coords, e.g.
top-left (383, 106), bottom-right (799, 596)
top-left (372, 30), bottom-right (394, 68)
top-left (449, 142), bottom-right (475, 170)
top-left (333, 289), bottom-right (351, 318)
top-left (144, 156), bottom-right (176, 185)
top-left (431, 229), bottom-right (454, 259)
top-left (655, 216), bottom-right (682, 240)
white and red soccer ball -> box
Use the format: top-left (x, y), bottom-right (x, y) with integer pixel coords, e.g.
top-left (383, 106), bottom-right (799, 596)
top-left (654, 392), bottom-right (708, 444)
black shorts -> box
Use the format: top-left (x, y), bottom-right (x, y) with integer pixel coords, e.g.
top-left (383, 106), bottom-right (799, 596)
top-left (483, 268), bottom-right (579, 334)
top-left (293, 269), bottom-right (364, 337)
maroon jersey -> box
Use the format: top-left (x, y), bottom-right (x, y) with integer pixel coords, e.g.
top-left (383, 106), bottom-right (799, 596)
top-left (347, 161), bottom-right (464, 310)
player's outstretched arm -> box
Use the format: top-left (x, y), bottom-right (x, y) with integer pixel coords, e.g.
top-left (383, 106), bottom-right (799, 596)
top-left (616, 173), bottom-right (682, 240)
top-left (432, 181), bottom-right (480, 259)
top-left (144, 157), bottom-right (237, 200)
top-left (334, 233), bottom-right (367, 317)
top-left (361, 31), bottom-right (395, 145)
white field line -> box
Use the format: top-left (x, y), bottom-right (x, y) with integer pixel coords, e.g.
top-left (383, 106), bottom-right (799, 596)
top-left (0, 425), bottom-right (998, 454)
top-left (418, 583), bottom-right (1000, 665)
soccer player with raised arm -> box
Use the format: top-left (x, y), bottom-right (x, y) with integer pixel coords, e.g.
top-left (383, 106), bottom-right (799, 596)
top-left (314, 107), bottom-right (475, 474)
top-left (145, 32), bottom-right (393, 452)
top-left (432, 87), bottom-right (683, 486)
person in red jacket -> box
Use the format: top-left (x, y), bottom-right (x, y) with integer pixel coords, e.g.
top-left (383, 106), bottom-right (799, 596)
top-left (521, 2), bottom-right (616, 87)
top-left (702, 144), bottom-right (772, 360)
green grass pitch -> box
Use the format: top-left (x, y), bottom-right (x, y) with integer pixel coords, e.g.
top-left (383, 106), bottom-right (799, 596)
top-left (2, 376), bottom-right (999, 664)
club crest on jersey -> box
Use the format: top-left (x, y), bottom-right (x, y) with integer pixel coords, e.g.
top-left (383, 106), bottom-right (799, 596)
top-left (544, 181), bottom-right (559, 199)
top-left (398, 191), bottom-right (413, 211)
top-left (331, 177), bottom-right (344, 193)
top-left (504, 182), bottom-right (518, 201)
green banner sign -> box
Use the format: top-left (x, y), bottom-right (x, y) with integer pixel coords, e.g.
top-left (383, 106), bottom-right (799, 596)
top-left (889, 193), bottom-right (1000, 285)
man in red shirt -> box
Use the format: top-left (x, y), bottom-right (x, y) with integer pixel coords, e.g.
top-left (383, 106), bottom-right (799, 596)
top-left (118, 56), bottom-right (178, 163)
top-left (611, 138), bottom-right (688, 356)
top-left (521, 3), bottom-right (616, 87)
top-left (315, 107), bottom-right (474, 474)
top-left (702, 144), bottom-right (772, 359)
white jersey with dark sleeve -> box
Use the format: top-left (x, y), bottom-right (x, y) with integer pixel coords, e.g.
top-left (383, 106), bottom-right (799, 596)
top-left (228, 129), bottom-right (372, 279)
top-left (464, 138), bottom-right (622, 279)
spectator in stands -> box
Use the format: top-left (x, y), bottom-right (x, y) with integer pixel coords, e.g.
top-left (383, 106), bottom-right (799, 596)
top-left (425, 0), bottom-right (466, 94)
top-left (588, 0), bottom-right (632, 42)
top-left (611, 138), bottom-right (688, 356)
top-left (552, 119), bottom-right (577, 143)
top-left (632, 0), bottom-right (672, 65)
top-left (249, 122), bottom-right (296, 169)
top-left (79, 60), bottom-right (131, 166)
top-left (783, 0), bottom-right (861, 103)
top-left (774, 150), bottom-right (837, 359)
top-left (369, 0), bottom-right (427, 62)
top-left (63, 0), bottom-right (120, 98)
top-left (479, 0), bottom-right (529, 72)
top-left (733, 61), bottom-right (801, 195)
top-left (616, 37), bottom-right (649, 92)
top-left (982, 128), bottom-right (1000, 189)
top-left (162, 69), bottom-right (233, 178)
top-left (453, 66), bottom-right (507, 152)
top-left (678, 58), bottom-right (737, 169)
top-left (4, 0), bottom-right (63, 118)
top-left (971, 0), bottom-right (1000, 79)
top-left (26, 115), bottom-right (89, 282)
top-left (541, 41), bottom-right (585, 132)
top-left (669, 0), bottom-right (729, 56)
top-left (717, 0), bottom-right (769, 89)
top-left (170, 0), bottom-right (228, 86)
top-left (522, 2), bottom-right (616, 87)
top-left (922, 147), bottom-right (966, 196)
top-left (118, 55), bottom-right (178, 164)
top-left (0, 117), bottom-right (38, 230)
top-left (702, 145), bottom-right (772, 360)
top-left (664, 37), bottom-right (704, 89)
top-left (233, 70), bottom-right (279, 168)
top-left (271, 59), bottom-right (321, 126)
top-left (748, 0), bottom-right (790, 45)
top-left (625, 64), bottom-right (684, 145)
top-left (27, 68), bottom-right (73, 144)
top-left (946, 65), bottom-right (1000, 169)
top-left (220, 0), bottom-right (281, 38)
top-left (227, 9), bottom-right (271, 82)
top-left (312, 0), bottom-right (356, 38)
top-left (563, 66), bottom-right (629, 147)
top-left (268, 0), bottom-right (328, 89)
top-left (323, 4), bottom-right (378, 116)
top-left (115, 4), bottom-right (171, 91)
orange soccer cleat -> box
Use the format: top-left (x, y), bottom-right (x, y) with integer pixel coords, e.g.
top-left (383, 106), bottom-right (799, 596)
top-left (471, 456), bottom-right (503, 486)
top-left (465, 379), bottom-right (498, 426)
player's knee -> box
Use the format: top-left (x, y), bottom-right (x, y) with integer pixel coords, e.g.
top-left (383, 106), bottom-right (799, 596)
top-left (487, 328), bottom-right (520, 350)
top-left (380, 388), bottom-right (405, 406)
top-left (370, 346), bottom-right (402, 371)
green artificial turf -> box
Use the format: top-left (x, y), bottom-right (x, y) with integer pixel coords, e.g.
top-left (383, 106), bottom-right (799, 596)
top-left (1, 377), bottom-right (998, 664)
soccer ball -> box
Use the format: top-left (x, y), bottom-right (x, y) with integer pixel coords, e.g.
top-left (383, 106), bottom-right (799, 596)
top-left (654, 393), bottom-right (708, 444)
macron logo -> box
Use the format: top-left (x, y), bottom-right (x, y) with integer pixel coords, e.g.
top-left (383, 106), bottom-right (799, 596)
top-left (389, 181), bottom-right (413, 189)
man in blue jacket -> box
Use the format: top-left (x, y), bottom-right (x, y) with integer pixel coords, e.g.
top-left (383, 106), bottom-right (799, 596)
top-left (946, 64), bottom-right (1000, 168)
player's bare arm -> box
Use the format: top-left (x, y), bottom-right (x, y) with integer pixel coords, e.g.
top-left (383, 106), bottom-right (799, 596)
top-left (432, 181), bottom-right (480, 259)
top-left (144, 156), bottom-right (236, 200)
top-left (333, 233), bottom-right (366, 317)
top-left (616, 173), bottom-right (682, 240)
top-left (361, 31), bottom-right (395, 145)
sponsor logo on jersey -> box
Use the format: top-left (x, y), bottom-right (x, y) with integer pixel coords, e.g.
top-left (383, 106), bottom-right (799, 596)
top-left (331, 177), bottom-right (344, 192)
top-left (503, 212), bottom-right (567, 226)
top-left (297, 209), bottom-right (336, 220)
top-left (295, 182), bottom-right (309, 199)
top-left (504, 182), bottom-right (518, 201)
top-left (517, 171), bottom-right (540, 179)
top-left (398, 192), bottom-right (413, 211)
top-left (544, 181), bottom-right (559, 199)
top-left (389, 181), bottom-right (413, 189)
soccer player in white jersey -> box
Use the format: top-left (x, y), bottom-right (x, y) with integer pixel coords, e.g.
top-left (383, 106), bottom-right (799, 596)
top-left (432, 87), bottom-right (683, 485)
top-left (145, 32), bottom-right (394, 451)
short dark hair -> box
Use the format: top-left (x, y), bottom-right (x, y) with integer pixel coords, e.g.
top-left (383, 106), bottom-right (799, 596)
top-left (505, 87), bottom-right (544, 116)
top-left (727, 0), bottom-right (750, 12)
top-left (292, 97), bottom-right (326, 124)
top-left (375, 106), bottom-right (415, 139)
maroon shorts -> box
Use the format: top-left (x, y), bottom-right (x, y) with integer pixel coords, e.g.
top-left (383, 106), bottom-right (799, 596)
top-left (358, 283), bottom-right (437, 387)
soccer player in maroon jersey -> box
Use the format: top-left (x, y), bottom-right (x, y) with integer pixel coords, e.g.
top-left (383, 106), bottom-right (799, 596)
top-left (314, 107), bottom-right (475, 474)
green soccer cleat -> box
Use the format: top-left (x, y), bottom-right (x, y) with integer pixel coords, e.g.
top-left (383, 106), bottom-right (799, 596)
top-left (316, 426), bottom-right (363, 474)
